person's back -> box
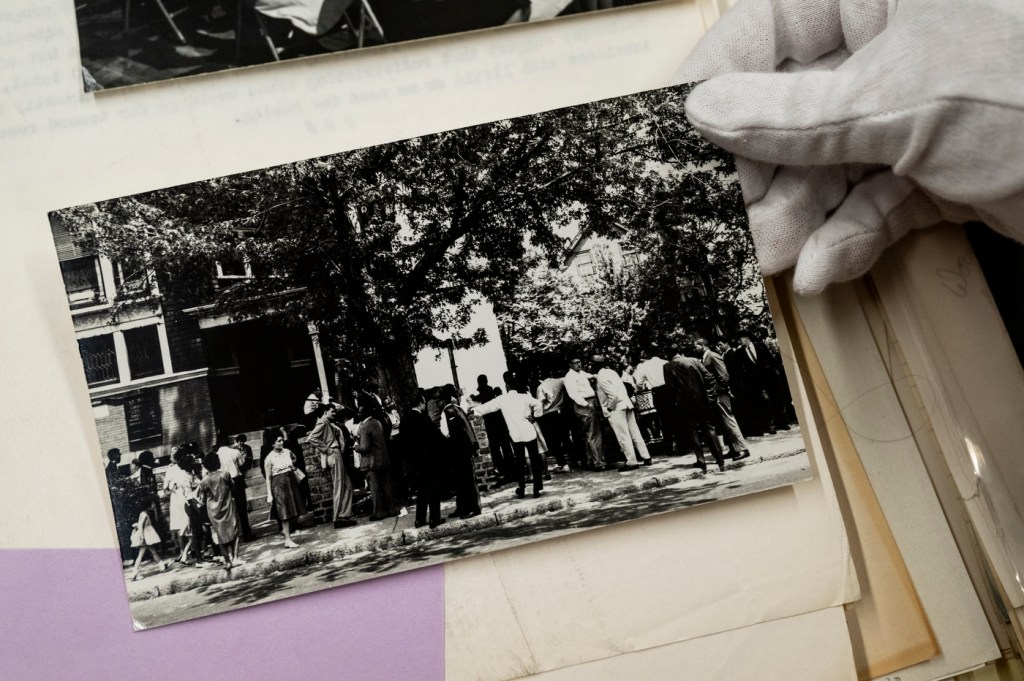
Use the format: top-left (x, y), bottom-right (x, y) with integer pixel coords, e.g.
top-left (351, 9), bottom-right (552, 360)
top-left (402, 408), bottom-right (441, 472)
top-left (443, 402), bottom-right (477, 452)
top-left (665, 356), bottom-right (713, 414)
top-left (538, 377), bottom-right (567, 415)
top-left (216, 445), bottom-right (242, 479)
top-left (426, 393), bottom-right (444, 426)
top-left (200, 469), bottom-right (231, 504)
top-left (404, 399), bottom-right (447, 528)
top-left (634, 356), bottom-right (667, 390)
top-left (357, 416), bottom-right (388, 470)
top-left (478, 390), bottom-right (538, 443)
top-left (595, 366), bottom-right (631, 412)
top-left (701, 349), bottom-right (730, 390)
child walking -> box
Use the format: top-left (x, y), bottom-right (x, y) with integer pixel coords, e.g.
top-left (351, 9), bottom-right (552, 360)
top-left (129, 510), bottom-right (170, 581)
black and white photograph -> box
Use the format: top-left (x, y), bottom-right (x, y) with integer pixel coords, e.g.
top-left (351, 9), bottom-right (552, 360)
top-left (49, 83), bottom-right (811, 629)
top-left (76, 0), bottom-right (665, 90)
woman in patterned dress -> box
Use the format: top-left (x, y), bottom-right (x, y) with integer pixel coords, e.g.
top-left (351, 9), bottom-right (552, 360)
top-left (199, 452), bottom-right (242, 569)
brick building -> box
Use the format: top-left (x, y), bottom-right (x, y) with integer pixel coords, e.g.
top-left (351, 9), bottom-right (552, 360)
top-left (53, 218), bottom-right (506, 546)
top-left (51, 219), bottom-right (323, 469)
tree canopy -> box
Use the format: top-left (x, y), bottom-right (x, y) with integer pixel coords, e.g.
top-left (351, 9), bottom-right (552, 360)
top-left (51, 83), bottom-right (765, 407)
top-left (496, 86), bottom-right (768, 368)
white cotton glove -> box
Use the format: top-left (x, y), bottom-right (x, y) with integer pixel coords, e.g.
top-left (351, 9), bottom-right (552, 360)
top-left (675, 0), bottom-right (1024, 294)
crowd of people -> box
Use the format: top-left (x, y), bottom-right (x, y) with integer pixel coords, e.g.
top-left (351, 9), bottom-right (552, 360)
top-left (473, 332), bottom-right (793, 487)
top-left (303, 384), bottom-right (483, 535)
top-left (104, 434), bottom-right (257, 580)
top-left (106, 330), bottom-right (792, 581)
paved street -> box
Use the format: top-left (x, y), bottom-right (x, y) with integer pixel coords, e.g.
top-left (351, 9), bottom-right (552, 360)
top-left (128, 429), bottom-right (809, 629)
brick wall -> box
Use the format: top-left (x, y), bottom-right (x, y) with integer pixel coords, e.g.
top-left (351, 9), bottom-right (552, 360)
top-left (161, 294), bottom-right (206, 374)
top-left (93, 374), bottom-right (217, 463)
top-left (159, 376), bottom-right (216, 450)
top-left (94, 399), bottom-right (128, 459)
top-left (470, 414), bottom-right (499, 492)
top-left (298, 443), bottom-right (333, 524)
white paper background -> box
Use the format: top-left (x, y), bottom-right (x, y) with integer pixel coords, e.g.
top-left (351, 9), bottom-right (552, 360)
top-left (0, 2), bottom-right (860, 679)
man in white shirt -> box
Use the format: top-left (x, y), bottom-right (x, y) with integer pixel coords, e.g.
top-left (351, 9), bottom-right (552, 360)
top-left (216, 435), bottom-right (252, 540)
top-left (634, 347), bottom-right (672, 456)
top-left (593, 355), bottom-right (652, 472)
top-left (564, 358), bottom-right (605, 470)
top-left (474, 372), bottom-right (546, 499)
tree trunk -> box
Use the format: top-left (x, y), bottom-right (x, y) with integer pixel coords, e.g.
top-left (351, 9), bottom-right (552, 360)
top-left (375, 335), bottom-right (421, 411)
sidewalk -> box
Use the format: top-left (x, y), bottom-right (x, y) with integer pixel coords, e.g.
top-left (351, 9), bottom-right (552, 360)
top-left (125, 429), bottom-right (807, 602)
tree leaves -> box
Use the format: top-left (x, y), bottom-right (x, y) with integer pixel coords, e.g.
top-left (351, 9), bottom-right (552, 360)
top-left (51, 84), bottom-right (765, 400)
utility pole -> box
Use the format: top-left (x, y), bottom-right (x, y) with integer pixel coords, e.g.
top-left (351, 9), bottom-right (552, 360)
top-left (447, 338), bottom-right (460, 392)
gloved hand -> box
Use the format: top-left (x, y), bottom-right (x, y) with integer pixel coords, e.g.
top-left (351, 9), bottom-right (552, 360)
top-left (675, 0), bottom-right (1024, 294)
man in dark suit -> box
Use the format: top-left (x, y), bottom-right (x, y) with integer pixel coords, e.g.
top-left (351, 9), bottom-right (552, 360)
top-left (402, 392), bottom-right (447, 530)
top-left (717, 339), bottom-right (753, 437)
top-left (735, 334), bottom-right (782, 436)
top-left (696, 338), bottom-right (750, 461)
top-left (663, 345), bottom-right (726, 472)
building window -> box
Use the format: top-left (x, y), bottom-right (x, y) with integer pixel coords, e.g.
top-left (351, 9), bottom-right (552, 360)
top-left (61, 256), bottom-right (105, 308)
top-left (113, 261), bottom-right (152, 297)
top-left (79, 334), bottom-right (119, 386)
top-left (216, 255), bottom-right (251, 279)
top-left (206, 332), bottom-right (240, 376)
top-left (124, 325), bottom-right (165, 380)
top-left (576, 251), bottom-right (595, 279)
top-left (124, 390), bottom-right (162, 443)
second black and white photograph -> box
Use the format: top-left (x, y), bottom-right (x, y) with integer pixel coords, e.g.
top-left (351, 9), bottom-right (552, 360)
top-left (49, 82), bottom-right (811, 629)
top-left (76, 0), bottom-right (666, 90)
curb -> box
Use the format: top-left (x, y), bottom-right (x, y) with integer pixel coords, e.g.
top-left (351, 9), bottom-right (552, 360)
top-left (127, 448), bottom-right (806, 602)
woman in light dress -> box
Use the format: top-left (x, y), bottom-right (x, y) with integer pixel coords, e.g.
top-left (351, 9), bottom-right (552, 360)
top-left (129, 510), bottom-right (170, 581)
top-left (128, 449), bottom-right (171, 580)
top-left (263, 435), bottom-right (306, 548)
top-left (162, 447), bottom-right (198, 562)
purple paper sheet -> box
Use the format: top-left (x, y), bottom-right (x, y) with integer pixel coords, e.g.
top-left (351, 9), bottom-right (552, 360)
top-left (0, 549), bottom-right (444, 681)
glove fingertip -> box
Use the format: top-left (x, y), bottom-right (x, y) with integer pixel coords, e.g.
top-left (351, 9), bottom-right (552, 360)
top-left (794, 227), bottom-right (886, 295)
top-left (684, 79), bottom-right (737, 137)
top-left (791, 252), bottom-right (832, 296)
